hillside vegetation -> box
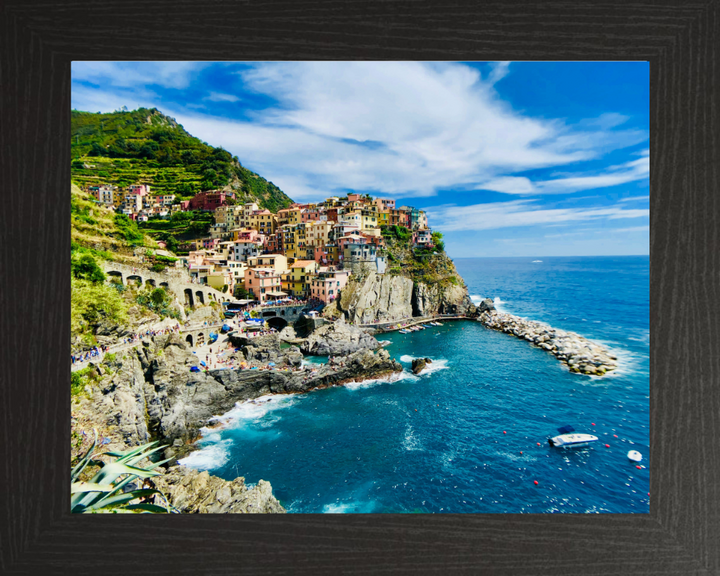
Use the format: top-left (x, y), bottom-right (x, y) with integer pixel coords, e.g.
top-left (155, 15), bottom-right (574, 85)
top-left (71, 183), bottom-right (155, 261)
top-left (71, 107), bottom-right (293, 212)
top-left (379, 225), bottom-right (457, 287)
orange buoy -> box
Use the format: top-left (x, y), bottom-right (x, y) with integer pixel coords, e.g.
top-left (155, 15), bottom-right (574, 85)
top-left (591, 423), bottom-right (596, 426)
top-left (636, 465), bottom-right (641, 469)
top-left (613, 435), bottom-right (618, 438)
top-left (520, 451), bottom-right (523, 455)
top-left (605, 444), bottom-right (610, 448)
top-left (415, 409), bottom-right (417, 412)
top-left (503, 431), bottom-right (507, 434)
top-left (536, 442), bottom-right (541, 446)
top-left (534, 480), bottom-right (538, 485)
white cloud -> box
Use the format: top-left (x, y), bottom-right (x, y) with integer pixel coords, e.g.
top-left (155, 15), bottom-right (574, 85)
top-left (72, 61), bottom-right (210, 89)
top-left (205, 92), bottom-right (240, 102)
top-left (487, 61), bottom-right (511, 85)
top-left (71, 61), bottom-right (649, 203)
top-left (613, 225), bottom-right (650, 233)
top-left (425, 199), bottom-right (649, 232)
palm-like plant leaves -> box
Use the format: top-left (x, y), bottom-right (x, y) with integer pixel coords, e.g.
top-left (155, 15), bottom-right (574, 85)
top-left (71, 435), bottom-right (175, 513)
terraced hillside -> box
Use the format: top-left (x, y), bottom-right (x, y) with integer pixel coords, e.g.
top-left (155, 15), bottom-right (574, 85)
top-left (71, 107), bottom-right (293, 212)
top-left (71, 182), bottom-right (156, 262)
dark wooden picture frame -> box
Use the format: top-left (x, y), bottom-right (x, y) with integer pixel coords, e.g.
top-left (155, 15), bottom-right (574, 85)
top-left (1, 1), bottom-right (716, 573)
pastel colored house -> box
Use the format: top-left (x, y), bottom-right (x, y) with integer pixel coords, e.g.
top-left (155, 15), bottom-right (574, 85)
top-left (286, 260), bottom-right (317, 298)
top-left (310, 268), bottom-right (350, 304)
top-left (412, 228), bottom-right (433, 247)
top-left (244, 268), bottom-right (284, 302)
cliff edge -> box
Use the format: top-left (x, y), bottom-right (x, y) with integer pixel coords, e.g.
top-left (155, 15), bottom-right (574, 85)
top-left (336, 235), bottom-right (476, 324)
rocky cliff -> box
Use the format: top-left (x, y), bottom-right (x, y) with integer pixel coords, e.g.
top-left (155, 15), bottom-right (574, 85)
top-left (86, 332), bottom-right (401, 456)
top-left (300, 316), bottom-right (379, 355)
top-left (337, 256), bottom-right (476, 324)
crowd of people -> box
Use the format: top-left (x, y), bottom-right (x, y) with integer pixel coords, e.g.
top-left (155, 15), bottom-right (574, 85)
top-left (71, 345), bottom-right (109, 365)
top-left (71, 324), bottom-right (182, 366)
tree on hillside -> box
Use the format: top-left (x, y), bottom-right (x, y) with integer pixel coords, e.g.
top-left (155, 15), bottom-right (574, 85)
top-left (71, 254), bottom-right (106, 283)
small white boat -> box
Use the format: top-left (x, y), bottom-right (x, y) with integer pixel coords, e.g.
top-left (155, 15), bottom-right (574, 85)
top-left (548, 425), bottom-right (598, 448)
top-left (627, 450), bottom-right (642, 462)
top-left (398, 329), bottom-right (410, 334)
top-left (532, 260), bottom-right (542, 263)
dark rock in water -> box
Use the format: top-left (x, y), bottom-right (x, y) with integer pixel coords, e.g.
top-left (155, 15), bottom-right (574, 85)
top-left (478, 298), bottom-right (496, 313)
top-left (300, 316), bottom-right (379, 356)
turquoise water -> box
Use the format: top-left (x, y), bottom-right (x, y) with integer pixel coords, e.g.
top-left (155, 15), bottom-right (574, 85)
top-left (180, 256), bottom-right (649, 513)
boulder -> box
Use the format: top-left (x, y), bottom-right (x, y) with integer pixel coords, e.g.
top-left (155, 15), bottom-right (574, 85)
top-left (150, 466), bottom-right (286, 514)
top-left (478, 298), bottom-right (496, 313)
top-left (186, 305), bottom-right (220, 325)
top-left (411, 357), bottom-right (433, 374)
top-left (300, 316), bottom-right (380, 356)
top-left (278, 325), bottom-right (297, 341)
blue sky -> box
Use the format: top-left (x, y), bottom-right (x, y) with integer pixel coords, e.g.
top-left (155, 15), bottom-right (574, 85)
top-left (72, 61), bottom-right (649, 258)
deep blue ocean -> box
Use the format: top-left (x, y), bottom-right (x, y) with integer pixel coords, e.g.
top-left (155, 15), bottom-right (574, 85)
top-left (181, 256), bottom-right (649, 513)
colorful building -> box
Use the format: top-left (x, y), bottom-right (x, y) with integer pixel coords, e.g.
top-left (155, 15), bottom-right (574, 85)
top-left (285, 260), bottom-right (317, 298)
top-left (310, 268), bottom-right (350, 304)
top-left (244, 268), bottom-right (284, 302)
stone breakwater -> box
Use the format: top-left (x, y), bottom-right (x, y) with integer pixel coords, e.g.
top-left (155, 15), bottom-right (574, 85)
top-left (477, 310), bottom-right (618, 376)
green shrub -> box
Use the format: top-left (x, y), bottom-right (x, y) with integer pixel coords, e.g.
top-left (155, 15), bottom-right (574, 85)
top-left (114, 214), bottom-right (145, 245)
top-left (72, 277), bottom-right (129, 333)
top-left (71, 254), bottom-right (106, 283)
top-left (151, 263), bottom-right (166, 273)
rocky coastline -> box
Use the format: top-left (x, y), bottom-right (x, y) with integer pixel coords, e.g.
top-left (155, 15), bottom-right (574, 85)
top-left (476, 299), bottom-right (618, 376)
top-left (73, 319), bottom-right (400, 513)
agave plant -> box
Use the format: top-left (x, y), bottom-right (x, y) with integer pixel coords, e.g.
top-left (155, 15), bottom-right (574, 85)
top-left (71, 430), bottom-right (175, 513)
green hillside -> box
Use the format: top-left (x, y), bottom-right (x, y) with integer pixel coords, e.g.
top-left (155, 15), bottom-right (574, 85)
top-left (71, 107), bottom-right (293, 212)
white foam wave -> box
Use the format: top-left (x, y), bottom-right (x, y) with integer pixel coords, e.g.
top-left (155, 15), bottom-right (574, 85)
top-left (322, 501), bottom-right (377, 513)
top-left (209, 394), bottom-right (300, 428)
top-left (178, 439), bottom-right (233, 471)
top-left (470, 294), bottom-right (484, 303)
top-left (395, 355), bottom-right (449, 376)
top-left (585, 340), bottom-right (647, 380)
top-left (493, 297), bottom-right (507, 312)
top-left (399, 355), bottom-right (414, 363)
top-left (402, 424), bottom-right (422, 451)
top-left (344, 370), bottom-right (419, 390)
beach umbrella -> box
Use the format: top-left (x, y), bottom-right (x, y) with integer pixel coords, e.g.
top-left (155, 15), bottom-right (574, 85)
top-left (200, 361), bottom-right (206, 367)
top-left (268, 362), bottom-right (276, 367)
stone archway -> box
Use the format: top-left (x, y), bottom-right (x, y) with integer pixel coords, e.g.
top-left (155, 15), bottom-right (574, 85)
top-left (185, 334), bottom-right (194, 347)
top-left (145, 278), bottom-right (156, 288)
top-left (126, 275), bottom-right (143, 286)
top-left (267, 317), bottom-right (288, 331)
top-left (107, 271), bottom-right (124, 285)
top-left (196, 332), bottom-right (205, 346)
top-left (160, 282), bottom-right (169, 289)
top-left (195, 291), bottom-right (205, 305)
top-left (184, 289), bottom-right (194, 306)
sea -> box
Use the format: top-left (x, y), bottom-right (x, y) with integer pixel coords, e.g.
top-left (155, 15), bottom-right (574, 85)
top-left (180, 256), bottom-right (650, 514)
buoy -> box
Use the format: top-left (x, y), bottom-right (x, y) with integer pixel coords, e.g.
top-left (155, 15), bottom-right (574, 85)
top-left (415, 409), bottom-right (417, 412)
top-left (503, 431), bottom-right (507, 434)
top-left (604, 444), bottom-right (610, 448)
top-left (520, 451), bottom-right (523, 455)
top-left (534, 480), bottom-right (538, 485)
top-left (636, 465), bottom-right (641, 469)
top-left (537, 442), bottom-right (541, 446)
top-left (628, 450), bottom-right (642, 462)
top-left (591, 423), bottom-right (595, 426)
top-left (613, 435), bottom-right (618, 438)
